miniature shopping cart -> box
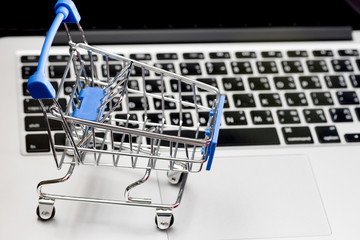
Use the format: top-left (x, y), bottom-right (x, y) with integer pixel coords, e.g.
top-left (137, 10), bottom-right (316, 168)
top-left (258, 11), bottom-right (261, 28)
top-left (28, 0), bottom-right (224, 230)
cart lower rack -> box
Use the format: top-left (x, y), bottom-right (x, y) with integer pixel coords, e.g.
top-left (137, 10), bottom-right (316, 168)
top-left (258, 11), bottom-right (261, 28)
top-left (28, 0), bottom-right (224, 229)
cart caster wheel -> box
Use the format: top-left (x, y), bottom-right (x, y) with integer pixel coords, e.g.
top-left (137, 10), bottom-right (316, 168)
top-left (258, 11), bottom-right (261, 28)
top-left (167, 171), bottom-right (183, 185)
top-left (36, 205), bottom-right (55, 221)
top-left (155, 209), bottom-right (174, 230)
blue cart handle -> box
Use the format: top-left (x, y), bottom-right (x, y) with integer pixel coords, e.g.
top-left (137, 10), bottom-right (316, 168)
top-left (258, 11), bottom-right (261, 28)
top-left (27, 0), bottom-right (81, 99)
top-left (205, 95), bottom-right (225, 171)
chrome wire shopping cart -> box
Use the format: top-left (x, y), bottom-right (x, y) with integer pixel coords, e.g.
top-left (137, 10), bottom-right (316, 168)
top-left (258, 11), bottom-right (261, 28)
top-left (28, 0), bottom-right (224, 230)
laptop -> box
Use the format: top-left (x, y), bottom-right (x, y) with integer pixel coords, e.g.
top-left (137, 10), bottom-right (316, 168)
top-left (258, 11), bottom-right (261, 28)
top-left (1, 0), bottom-right (360, 239)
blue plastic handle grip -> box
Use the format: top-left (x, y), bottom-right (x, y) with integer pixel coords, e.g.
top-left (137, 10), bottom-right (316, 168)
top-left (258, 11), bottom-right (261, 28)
top-left (205, 95), bottom-right (225, 171)
top-left (27, 0), bottom-right (81, 99)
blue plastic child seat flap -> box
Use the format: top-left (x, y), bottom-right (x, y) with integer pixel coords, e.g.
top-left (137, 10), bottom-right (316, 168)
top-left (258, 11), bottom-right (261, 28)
top-left (205, 95), bottom-right (225, 171)
top-left (27, 71), bottom-right (56, 99)
top-left (72, 87), bottom-right (106, 121)
top-left (55, 0), bottom-right (81, 23)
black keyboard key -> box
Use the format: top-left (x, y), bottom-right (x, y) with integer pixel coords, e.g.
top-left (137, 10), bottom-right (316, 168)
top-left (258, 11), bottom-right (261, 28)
top-left (180, 62), bottom-right (202, 75)
top-left (261, 51), bottom-right (282, 58)
top-left (313, 50), bottom-right (333, 57)
top-left (338, 49), bottom-right (359, 56)
top-left (344, 133), bottom-right (360, 142)
top-left (153, 97), bottom-right (177, 110)
top-left (217, 128), bottom-right (280, 146)
top-left (80, 54), bottom-right (98, 62)
top-left (115, 114), bottom-right (139, 128)
top-left (231, 61), bottom-right (253, 74)
top-left (128, 80), bottom-right (139, 91)
top-left (306, 60), bottom-right (329, 72)
top-left (222, 77), bottom-right (245, 91)
top-left (24, 98), bottom-right (66, 113)
top-left (169, 79), bottom-right (193, 92)
top-left (144, 79), bottom-right (166, 93)
top-left (256, 61), bottom-right (278, 74)
top-left (199, 112), bottom-right (210, 126)
top-left (354, 108), bottom-right (360, 120)
top-left (143, 113), bottom-right (164, 124)
top-left (235, 51), bottom-right (256, 58)
top-left (49, 65), bottom-right (70, 78)
top-left (331, 59), bottom-right (353, 72)
top-left (285, 92), bottom-right (308, 106)
top-left (130, 53), bottom-right (151, 61)
top-left (49, 55), bottom-right (70, 62)
top-left (182, 95), bottom-right (202, 109)
top-left (315, 126), bottom-right (341, 143)
top-left (356, 59), bottom-right (360, 71)
top-left (21, 66), bottom-right (37, 79)
top-left (54, 133), bottom-right (66, 150)
top-left (209, 52), bottom-right (230, 59)
top-left (250, 110), bottom-right (274, 124)
top-left (207, 94), bottom-right (229, 108)
top-left (299, 76), bottom-right (321, 89)
top-left (273, 76), bottom-right (296, 90)
top-left (324, 75), bottom-right (347, 88)
top-left (277, 110), bottom-right (300, 124)
top-left (303, 109), bottom-right (327, 123)
top-left (336, 91), bottom-right (359, 105)
top-left (248, 77), bottom-right (270, 90)
top-left (224, 111), bottom-right (247, 125)
top-left (21, 55), bottom-right (39, 63)
top-left (282, 127), bottom-right (314, 144)
top-left (128, 97), bottom-right (149, 111)
top-left (25, 116), bottom-right (63, 131)
top-left (349, 75), bottom-right (360, 88)
top-left (183, 52), bottom-right (204, 59)
top-left (170, 112), bottom-right (193, 126)
top-left (154, 63), bottom-right (176, 75)
top-left (196, 78), bottom-right (218, 91)
top-left (102, 64), bottom-right (122, 77)
top-left (205, 62), bottom-right (227, 75)
top-left (26, 134), bottom-right (50, 153)
top-left (131, 66), bottom-right (150, 76)
top-left (281, 61), bottom-right (304, 73)
top-left (329, 108), bottom-right (353, 122)
top-left (156, 53), bottom-right (178, 60)
top-left (233, 94), bottom-right (256, 107)
top-left (287, 50), bottom-right (308, 57)
top-left (259, 93), bottom-right (282, 107)
top-left (311, 92), bottom-right (334, 106)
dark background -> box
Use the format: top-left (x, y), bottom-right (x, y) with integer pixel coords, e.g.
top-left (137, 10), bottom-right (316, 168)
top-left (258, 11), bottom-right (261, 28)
top-left (1, 0), bottom-right (360, 37)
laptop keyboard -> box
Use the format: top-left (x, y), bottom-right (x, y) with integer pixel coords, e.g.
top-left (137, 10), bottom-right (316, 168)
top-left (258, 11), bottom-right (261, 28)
top-left (18, 45), bottom-right (360, 154)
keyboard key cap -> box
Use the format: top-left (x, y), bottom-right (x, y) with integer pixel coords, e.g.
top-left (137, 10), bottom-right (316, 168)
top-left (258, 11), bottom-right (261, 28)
top-left (261, 51), bottom-right (282, 58)
top-left (233, 94), bottom-right (256, 107)
top-left (26, 134), bottom-right (50, 153)
top-left (205, 62), bottom-right (227, 75)
top-left (115, 114), bottom-right (139, 128)
top-left (131, 66), bottom-right (150, 76)
top-left (285, 92), bottom-right (308, 106)
top-left (49, 65), bottom-right (70, 78)
top-left (143, 113), bottom-right (164, 124)
top-left (235, 51), bottom-right (256, 58)
top-left (198, 112), bottom-right (210, 126)
top-left (299, 76), bottom-right (321, 89)
top-left (287, 50), bottom-right (308, 57)
top-left (49, 55), bottom-right (70, 62)
top-left (170, 112), bottom-right (193, 126)
top-left (311, 92), bottom-right (334, 105)
top-left (277, 110), bottom-right (300, 124)
top-left (324, 75), bottom-right (347, 88)
top-left (129, 53), bottom-right (151, 61)
top-left (196, 78), bottom-right (218, 91)
top-left (222, 77), bottom-right (245, 91)
top-left (170, 79), bottom-right (193, 92)
top-left (259, 93), bottom-right (282, 107)
top-left (128, 97), bottom-right (149, 110)
top-left (248, 77), bottom-right (270, 90)
top-left (303, 109), bottom-right (327, 123)
top-left (24, 98), bottom-right (66, 113)
top-left (273, 76), bottom-right (296, 90)
top-left (21, 55), bottom-right (39, 63)
top-left (153, 96), bottom-right (177, 110)
top-left (336, 91), bottom-right (359, 105)
top-left (349, 74), bottom-right (360, 88)
top-left (144, 79), bottom-right (166, 93)
top-left (344, 133), bottom-right (360, 142)
top-left (207, 94), bottom-right (229, 108)
top-left (231, 61), bottom-right (253, 74)
top-left (54, 133), bottom-right (66, 151)
top-left (282, 127), bottom-right (314, 144)
top-left (306, 60), bottom-right (329, 72)
top-left (25, 116), bottom-right (62, 131)
top-left (156, 53), bottom-right (178, 60)
top-left (281, 61), bottom-right (304, 73)
top-left (354, 108), bottom-right (360, 120)
top-left (80, 54), bottom-right (98, 62)
top-left (217, 128), bottom-right (280, 146)
top-left (329, 108), bottom-right (353, 122)
top-left (355, 59), bottom-right (360, 71)
top-left (21, 66), bottom-right (37, 79)
top-left (180, 62), bottom-right (202, 75)
top-left (182, 95), bottom-right (202, 109)
top-left (102, 64), bottom-right (122, 77)
top-left (209, 52), bottom-right (230, 59)
top-left (312, 50), bottom-right (333, 57)
top-left (250, 110), bottom-right (274, 124)
top-left (224, 111), bottom-right (247, 125)
top-left (256, 61), bottom-right (278, 74)
top-left (338, 49), bottom-right (359, 56)
top-left (183, 52), bottom-right (204, 59)
top-left (154, 63), bottom-right (176, 74)
top-left (315, 126), bottom-right (341, 143)
top-left (331, 59), bottom-right (353, 72)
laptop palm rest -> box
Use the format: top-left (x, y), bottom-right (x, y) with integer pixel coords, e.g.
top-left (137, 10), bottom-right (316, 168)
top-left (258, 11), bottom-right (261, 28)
top-left (159, 154), bottom-right (331, 239)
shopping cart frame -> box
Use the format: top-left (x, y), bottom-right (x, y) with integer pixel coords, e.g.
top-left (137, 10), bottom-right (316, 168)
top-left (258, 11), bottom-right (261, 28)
top-left (28, 0), bottom-right (225, 230)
